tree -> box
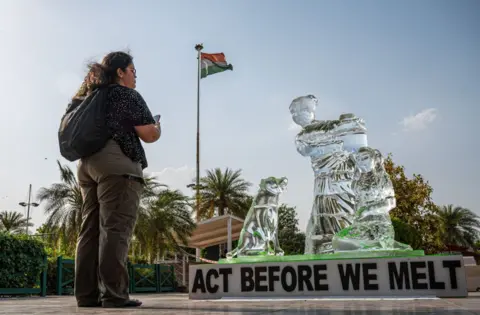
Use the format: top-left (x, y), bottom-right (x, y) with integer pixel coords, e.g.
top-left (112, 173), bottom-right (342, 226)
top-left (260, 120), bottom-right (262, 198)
top-left (234, 195), bottom-right (254, 219)
top-left (196, 168), bottom-right (252, 220)
top-left (384, 155), bottom-right (443, 252)
top-left (34, 223), bottom-right (71, 258)
top-left (278, 204), bottom-right (300, 232)
top-left (391, 217), bottom-right (422, 249)
top-left (140, 175), bottom-right (168, 204)
top-left (277, 204), bottom-right (305, 255)
top-left (436, 205), bottom-right (480, 249)
top-left (37, 160), bottom-right (168, 256)
top-left (36, 161), bottom-right (82, 255)
top-left (134, 189), bottom-right (196, 263)
top-left (0, 211), bottom-right (32, 234)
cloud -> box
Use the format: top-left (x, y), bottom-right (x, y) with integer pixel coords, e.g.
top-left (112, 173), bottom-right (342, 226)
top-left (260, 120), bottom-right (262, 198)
top-left (149, 165), bottom-right (195, 196)
top-left (400, 108), bottom-right (438, 131)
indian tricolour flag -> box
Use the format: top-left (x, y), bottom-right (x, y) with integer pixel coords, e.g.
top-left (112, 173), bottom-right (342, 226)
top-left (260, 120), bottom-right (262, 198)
top-left (200, 53), bottom-right (233, 78)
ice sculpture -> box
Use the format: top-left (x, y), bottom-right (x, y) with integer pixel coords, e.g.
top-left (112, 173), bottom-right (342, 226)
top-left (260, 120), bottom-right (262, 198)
top-left (289, 95), bottom-right (368, 254)
top-left (226, 176), bottom-right (288, 259)
top-left (332, 147), bottom-right (412, 251)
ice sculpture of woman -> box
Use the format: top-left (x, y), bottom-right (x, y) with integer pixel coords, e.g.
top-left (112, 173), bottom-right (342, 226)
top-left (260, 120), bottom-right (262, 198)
top-left (289, 95), bottom-right (367, 254)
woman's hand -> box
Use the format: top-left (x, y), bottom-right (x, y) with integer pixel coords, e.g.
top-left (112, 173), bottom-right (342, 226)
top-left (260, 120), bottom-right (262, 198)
top-left (134, 123), bottom-right (161, 143)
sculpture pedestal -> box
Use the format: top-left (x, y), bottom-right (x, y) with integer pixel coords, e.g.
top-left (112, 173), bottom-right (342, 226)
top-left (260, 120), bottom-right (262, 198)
top-left (188, 252), bottom-right (467, 299)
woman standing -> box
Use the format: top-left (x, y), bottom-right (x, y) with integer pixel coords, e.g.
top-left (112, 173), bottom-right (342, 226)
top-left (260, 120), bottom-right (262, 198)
top-left (72, 51), bottom-right (160, 308)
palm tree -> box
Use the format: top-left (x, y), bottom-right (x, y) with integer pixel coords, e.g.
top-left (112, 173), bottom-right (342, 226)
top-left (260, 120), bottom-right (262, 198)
top-left (37, 160), bottom-right (166, 256)
top-left (0, 211), bottom-right (33, 234)
top-left (236, 195), bottom-right (254, 219)
top-left (36, 161), bottom-right (82, 255)
top-left (437, 204), bottom-right (480, 248)
top-left (134, 189), bottom-right (196, 263)
top-left (141, 175), bottom-right (168, 201)
top-left (196, 168), bottom-right (252, 220)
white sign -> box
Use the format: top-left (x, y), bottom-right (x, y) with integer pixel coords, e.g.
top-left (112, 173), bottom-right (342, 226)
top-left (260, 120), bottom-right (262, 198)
top-left (189, 255), bottom-right (467, 299)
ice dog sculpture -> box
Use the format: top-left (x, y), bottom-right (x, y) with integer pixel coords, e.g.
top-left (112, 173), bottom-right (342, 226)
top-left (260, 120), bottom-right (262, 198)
top-left (226, 176), bottom-right (288, 259)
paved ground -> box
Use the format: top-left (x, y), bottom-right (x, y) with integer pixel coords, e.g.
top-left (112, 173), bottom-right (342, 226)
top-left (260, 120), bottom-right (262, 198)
top-left (1, 293), bottom-right (480, 315)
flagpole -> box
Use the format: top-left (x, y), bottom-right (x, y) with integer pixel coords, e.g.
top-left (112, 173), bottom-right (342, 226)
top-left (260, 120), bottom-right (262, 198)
top-left (195, 43), bottom-right (203, 262)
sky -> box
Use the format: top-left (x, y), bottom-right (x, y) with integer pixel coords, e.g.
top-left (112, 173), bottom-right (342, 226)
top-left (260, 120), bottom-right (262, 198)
top-left (0, 0), bottom-right (478, 233)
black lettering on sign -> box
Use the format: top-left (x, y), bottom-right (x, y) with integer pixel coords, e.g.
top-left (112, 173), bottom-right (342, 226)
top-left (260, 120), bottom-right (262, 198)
top-left (362, 263), bottom-right (378, 290)
top-left (281, 266), bottom-right (297, 292)
top-left (388, 262), bottom-right (410, 290)
top-left (255, 266), bottom-right (268, 292)
top-left (241, 267), bottom-right (254, 292)
top-left (410, 261), bottom-right (428, 290)
top-left (268, 266), bottom-right (280, 292)
top-left (219, 268), bottom-right (232, 293)
top-left (427, 261), bottom-right (445, 290)
top-left (191, 269), bottom-right (206, 293)
top-left (297, 265), bottom-right (313, 291)
top-left (313, 264), bottom-right (328, 291)
top-left (206, 269), bottom-right (219, 293)
top-left (338, 263), bottom-right (361, 290)
top-left (443, 260), bottom-right (461, 289)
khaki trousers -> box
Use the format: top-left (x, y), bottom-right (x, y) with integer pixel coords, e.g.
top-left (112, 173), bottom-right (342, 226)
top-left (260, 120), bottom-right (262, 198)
top-left (74, 140), bottom-right (144, 305)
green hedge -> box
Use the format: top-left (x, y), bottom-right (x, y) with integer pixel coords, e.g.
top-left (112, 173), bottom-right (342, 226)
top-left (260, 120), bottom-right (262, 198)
top-left (0, 233), bottom-right (47, 288)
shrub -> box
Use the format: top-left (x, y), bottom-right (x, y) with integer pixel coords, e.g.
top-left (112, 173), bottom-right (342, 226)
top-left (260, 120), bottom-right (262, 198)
top-left (128, 254), bottom-right (149, 265)
top-left (0, 232), bottom-right (47, 288)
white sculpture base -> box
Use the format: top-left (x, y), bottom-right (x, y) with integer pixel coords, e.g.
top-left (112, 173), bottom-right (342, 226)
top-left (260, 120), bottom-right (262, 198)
top-left (188, 254), bottom-right (467, 299)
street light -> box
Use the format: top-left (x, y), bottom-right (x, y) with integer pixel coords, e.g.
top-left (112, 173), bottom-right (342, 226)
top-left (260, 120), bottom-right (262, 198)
top-left (186, 184), bottom-right (206, 190)
top-left (18, 184), bottom-right (39, 235)
top-left (19, 202), bottom-right (39, 207)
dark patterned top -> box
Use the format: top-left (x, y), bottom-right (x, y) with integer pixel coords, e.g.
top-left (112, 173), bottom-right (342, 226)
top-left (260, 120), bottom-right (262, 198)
top-left (105, 85), bottom-right (155, 169)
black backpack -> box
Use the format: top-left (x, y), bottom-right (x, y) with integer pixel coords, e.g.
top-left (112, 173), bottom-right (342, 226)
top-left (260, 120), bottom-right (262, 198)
top-left (58, 86), bottom-right (112, 162)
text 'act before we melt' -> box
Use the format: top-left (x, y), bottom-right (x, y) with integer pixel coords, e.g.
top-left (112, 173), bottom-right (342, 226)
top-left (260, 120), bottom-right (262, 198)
top-left (191, 260), bottom-right (463, 294)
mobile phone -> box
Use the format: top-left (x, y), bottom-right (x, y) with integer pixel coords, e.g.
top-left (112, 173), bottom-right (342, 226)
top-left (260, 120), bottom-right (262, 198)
top-left (153, 114), bottom-right (161, 122)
